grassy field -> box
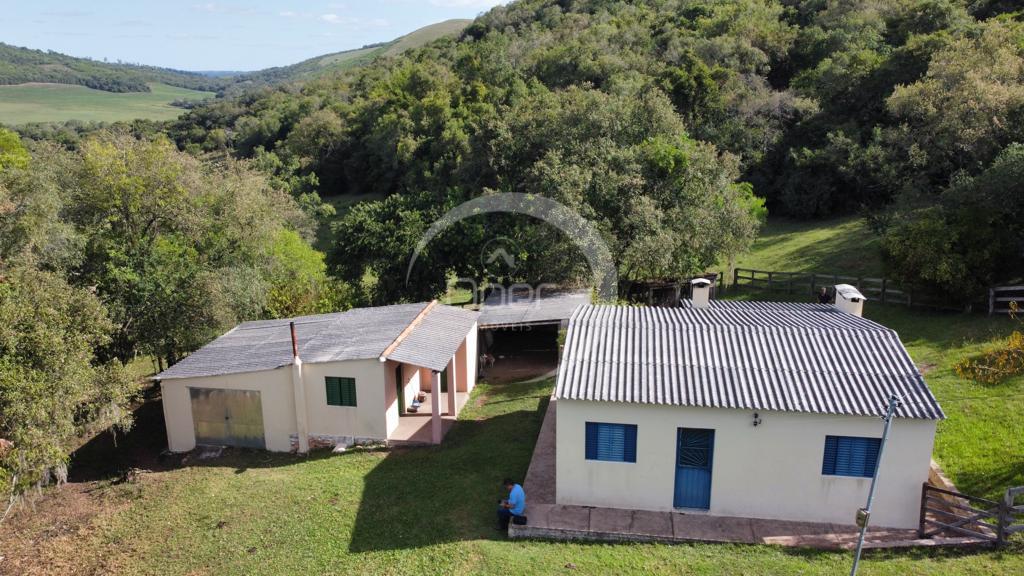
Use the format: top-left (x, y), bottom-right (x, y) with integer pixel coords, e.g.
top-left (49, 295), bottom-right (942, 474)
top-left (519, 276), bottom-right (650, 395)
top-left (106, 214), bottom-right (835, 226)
top-left (729, 216), bottom-right (885, 278)
top-left (0, 82), bottom-right (213, 124)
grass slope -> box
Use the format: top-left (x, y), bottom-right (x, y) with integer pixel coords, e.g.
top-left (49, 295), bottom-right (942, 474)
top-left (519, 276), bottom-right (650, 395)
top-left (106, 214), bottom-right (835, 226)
top-left (239, 19), bottom-right (472, 86)
top-left (382, 19), bottom-right (473, 57)
top-left (731, 216), bottom-right (885, 278)
top-left (7, 368), bottom-right (1023, 575)
top-left (0, 82), bottom-right (213, 124)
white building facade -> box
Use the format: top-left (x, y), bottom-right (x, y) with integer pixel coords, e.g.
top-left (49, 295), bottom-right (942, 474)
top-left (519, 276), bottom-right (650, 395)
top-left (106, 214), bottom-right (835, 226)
top-left (158, 302), bottom-right (478, 452)
top-left (554, 296), bottom-right (943, 530)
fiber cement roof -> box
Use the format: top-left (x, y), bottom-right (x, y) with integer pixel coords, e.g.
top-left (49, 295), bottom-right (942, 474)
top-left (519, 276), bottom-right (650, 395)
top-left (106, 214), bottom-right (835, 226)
top-left (157, 303), bottom-right (478, 380)
top-left (555, 301), bottom-right (944, 420)
top-left (478, 289), bottom-right (591, 328)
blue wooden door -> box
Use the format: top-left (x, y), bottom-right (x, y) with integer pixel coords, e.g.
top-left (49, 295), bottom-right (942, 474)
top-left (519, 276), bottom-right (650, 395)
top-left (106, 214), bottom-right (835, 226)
top-left (674, 428), bottom-right (714, 509)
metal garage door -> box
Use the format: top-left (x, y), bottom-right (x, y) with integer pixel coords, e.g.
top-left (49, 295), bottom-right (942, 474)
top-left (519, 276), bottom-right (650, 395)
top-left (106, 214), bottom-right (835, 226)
top-left (189, 388), bottom-right (265, 449)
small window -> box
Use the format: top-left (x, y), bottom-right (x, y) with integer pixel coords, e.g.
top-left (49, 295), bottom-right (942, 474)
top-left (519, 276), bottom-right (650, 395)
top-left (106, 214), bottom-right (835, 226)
top-left (822, 435), bottom-right (881, 478)
top-left (325, 377), bottom-right (357, 407)
top-left (585, 422), bottom-right (637, 463)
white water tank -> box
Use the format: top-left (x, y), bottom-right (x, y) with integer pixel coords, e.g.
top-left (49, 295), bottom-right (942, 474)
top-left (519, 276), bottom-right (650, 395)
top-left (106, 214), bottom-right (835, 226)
top-left (834, 284), bottom-right (866, 317)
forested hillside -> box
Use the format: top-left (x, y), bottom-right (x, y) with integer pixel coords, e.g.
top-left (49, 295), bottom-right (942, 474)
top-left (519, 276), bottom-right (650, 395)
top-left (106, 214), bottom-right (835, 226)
top-left (0, 43), bottom-right (229, 93)
top-left (168, 0), bottom-right (1024, 302)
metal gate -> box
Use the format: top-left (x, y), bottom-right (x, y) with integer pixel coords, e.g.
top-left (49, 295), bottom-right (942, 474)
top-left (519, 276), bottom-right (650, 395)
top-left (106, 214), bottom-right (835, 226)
top-left (189, 388), bottom-right (265, 449)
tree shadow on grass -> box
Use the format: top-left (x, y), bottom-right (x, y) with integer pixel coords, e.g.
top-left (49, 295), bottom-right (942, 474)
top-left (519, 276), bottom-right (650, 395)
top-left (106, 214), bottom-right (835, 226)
top-left (68, 384), bottom-right (172, 482)
top-left (348, 395), bottom-right (550, 552)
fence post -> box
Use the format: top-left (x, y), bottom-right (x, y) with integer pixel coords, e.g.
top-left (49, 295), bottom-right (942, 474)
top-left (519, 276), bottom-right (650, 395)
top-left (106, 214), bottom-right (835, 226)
top-left (881, 278), bottom-right (887, 305)
top-left (918, 483), bottom-right (929, 538)
top-left (733, 268), bottom-right (739, 291)
top-left (989, 288), bottom-right (995, 316)
top-left (811, 273), bottom-right (817, 295)
top-left (997, 488), bottom-right (1011, 545)
top-left (767, 272), bottom-right (773, 292)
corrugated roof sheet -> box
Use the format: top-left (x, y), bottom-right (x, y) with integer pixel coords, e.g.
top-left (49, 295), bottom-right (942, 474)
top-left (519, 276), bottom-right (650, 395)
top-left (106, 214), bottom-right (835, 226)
top-left (157, 303), bottom-right (478, 380)
top-left (555, 302), bottom-right (944, 420)
top-left (387, 305), bottom-right (479, 372)
top-left (478, 289), bottom-right (591, 328)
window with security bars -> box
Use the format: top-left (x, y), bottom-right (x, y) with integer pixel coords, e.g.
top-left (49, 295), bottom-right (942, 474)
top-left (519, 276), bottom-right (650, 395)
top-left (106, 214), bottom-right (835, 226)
top-left (585, 422), bottom-right (637, 463)
top-left (677, 429), bottom-right (714, 468)
top-left (821, 435), bottom-right (881, 478)
top-left (325, 376), bottom-right (357, 407)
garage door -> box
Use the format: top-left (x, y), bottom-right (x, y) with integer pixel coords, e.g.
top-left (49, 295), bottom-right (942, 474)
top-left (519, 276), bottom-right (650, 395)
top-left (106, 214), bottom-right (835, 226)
top-left (189, 388), bottom-right (266, 449)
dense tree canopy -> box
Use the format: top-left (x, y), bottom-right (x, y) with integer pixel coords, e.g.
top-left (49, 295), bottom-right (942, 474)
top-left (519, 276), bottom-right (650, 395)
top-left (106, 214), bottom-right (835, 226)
top-left (0, 129), bottom-right (351, 509)
top-left (161, 0), bottom-right (1024, 302)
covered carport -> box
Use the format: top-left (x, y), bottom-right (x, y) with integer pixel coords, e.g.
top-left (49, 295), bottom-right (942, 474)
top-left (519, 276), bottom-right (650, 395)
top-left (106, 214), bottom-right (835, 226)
top-left (477, 288), bottom-right (590, 383)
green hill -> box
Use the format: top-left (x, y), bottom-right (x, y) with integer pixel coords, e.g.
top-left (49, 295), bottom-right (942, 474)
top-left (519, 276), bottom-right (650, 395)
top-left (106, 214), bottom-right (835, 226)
top-left (381, 19), bottom-right (473, 57)
top-left (235, 19), bottom-right (472, 86)
top-left (0, 20), bottom-right (473, 124)
top-left (0, 43), bottom-right (228, 93)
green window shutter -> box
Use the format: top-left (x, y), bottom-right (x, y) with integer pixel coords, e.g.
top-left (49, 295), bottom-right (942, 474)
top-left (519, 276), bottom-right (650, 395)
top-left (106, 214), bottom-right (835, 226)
top-left (339, 377), bottom-right (357, 407)
top-left (325, 377), bottom-right (342, 406)
top-left (325, 377), bottom-right (357, 407)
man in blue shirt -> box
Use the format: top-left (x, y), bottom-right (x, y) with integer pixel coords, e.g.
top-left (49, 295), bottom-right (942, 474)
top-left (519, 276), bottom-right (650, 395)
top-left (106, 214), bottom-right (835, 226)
top-left (497, 477), bottom-right (526, 531)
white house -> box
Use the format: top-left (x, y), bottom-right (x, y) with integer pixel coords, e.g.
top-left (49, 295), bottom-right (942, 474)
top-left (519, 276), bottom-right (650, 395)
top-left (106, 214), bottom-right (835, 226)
top-left (156, 301), bottom-right (478, 452)
top-left (554, 284), bottom-right (944, 529)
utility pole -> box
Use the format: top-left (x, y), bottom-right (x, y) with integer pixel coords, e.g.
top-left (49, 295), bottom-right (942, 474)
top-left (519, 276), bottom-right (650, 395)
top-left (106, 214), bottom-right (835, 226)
top-left (850, 394), bottom-right (901, 576)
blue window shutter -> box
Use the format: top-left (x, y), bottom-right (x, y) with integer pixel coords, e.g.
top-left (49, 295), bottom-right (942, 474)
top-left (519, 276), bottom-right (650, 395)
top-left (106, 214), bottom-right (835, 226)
top-left (585, 422), bottom-right (598, 460)
top-left (623, 424), bottom-right (637, 463)
top-left (822, 436), bottom-right (838, 475)
top-left (823, 436), bottom-right (881, 478)
top-left (585, 422), bottom-right (637, 463)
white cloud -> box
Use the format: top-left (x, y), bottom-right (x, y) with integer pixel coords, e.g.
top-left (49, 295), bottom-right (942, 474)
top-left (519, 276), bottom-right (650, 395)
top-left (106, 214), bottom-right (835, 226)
top-left (320, 13), bottom-right (356, 25)
top-left (319, 13), bottom-right (387, 27)
top-left (279, 11), bottom-right (297, 17)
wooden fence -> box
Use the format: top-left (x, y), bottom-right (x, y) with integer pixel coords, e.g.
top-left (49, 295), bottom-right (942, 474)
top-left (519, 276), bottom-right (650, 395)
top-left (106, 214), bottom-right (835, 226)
top-left (919, 483), bottom-right (1024, 545)
top-left (989, 285), bottom-right (1024, 316)
top-left (731, 268), bottom-right (912, 305)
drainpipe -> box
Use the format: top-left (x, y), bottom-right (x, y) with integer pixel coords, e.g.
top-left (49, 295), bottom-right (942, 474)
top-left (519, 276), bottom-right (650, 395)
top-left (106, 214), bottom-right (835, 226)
top-left (290, 321), bottom-right (310, 453)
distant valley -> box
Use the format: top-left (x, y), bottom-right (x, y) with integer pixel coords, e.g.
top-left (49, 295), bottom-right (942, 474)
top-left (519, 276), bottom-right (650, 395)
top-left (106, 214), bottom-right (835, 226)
top-left (0, 19), bottom-right (470, 125)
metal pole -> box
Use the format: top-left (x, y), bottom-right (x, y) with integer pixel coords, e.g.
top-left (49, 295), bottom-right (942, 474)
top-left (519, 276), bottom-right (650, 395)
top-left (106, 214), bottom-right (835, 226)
top-left (850, 394), bottom-right (901, 576)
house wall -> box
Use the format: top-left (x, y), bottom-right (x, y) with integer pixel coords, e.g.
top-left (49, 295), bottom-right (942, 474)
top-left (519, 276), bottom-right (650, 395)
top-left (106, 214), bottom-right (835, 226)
top-left (384, 360), bottom-right (422, 437)
top-left (162, 321), bottom-right (477, 452)
top-left (301, 359), bottom-right (389, 441)
top-left (555, 399), bottom-right (937, 529)
top-left (160, 368), bottom-right (296, 453)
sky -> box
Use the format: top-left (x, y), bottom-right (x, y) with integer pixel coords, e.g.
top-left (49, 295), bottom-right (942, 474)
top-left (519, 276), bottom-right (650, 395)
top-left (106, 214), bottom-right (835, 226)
top-left (0, 1), bottom-right (508, 71)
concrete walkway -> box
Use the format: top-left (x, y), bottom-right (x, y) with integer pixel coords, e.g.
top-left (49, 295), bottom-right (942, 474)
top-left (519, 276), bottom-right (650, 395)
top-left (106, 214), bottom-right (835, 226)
top-left (511, 399), bottom-right (984, 550)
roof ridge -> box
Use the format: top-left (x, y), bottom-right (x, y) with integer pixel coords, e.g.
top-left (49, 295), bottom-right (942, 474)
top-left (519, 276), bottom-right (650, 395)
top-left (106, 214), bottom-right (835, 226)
top-left (378, 300), bottom-right (438, 361)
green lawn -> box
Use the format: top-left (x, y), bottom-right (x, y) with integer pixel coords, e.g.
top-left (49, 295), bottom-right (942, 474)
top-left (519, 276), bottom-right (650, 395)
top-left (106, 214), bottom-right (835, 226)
top-left (0, 82), bottom-right (214, 124)
top-left (729, 216), bottom-right (885, 278)
top-left (39, 349), bottom-right (1022, 575)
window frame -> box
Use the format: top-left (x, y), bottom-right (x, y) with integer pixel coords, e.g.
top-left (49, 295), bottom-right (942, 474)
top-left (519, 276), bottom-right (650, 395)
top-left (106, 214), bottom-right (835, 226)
top-left (585, 421), bottom-right (638, 463)
top-left (821, 435), bottom-right (881, 478)
top-left (325, 376), bottom-right (357, 407)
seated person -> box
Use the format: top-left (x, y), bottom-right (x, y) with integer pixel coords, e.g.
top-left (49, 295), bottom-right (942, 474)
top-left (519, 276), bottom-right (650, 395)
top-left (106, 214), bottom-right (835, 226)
top-left (496, 477), bottom-right (526, 531)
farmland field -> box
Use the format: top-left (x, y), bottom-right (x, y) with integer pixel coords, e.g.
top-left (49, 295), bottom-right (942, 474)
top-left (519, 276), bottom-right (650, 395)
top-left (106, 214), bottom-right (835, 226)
top-left (0, 82), bottom-right (214, 124)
